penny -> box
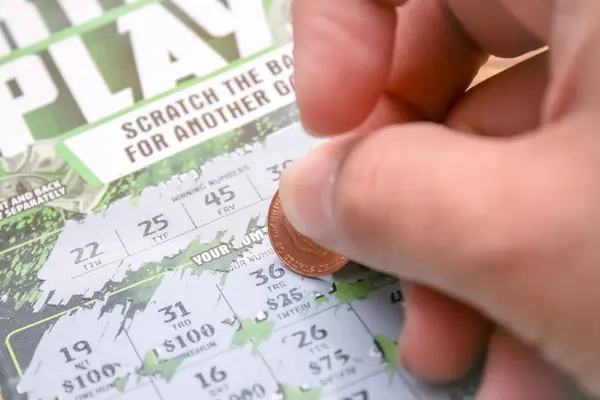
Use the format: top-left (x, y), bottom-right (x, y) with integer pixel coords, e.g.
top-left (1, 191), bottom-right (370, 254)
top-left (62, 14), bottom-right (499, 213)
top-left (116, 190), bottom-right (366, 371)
top-left (267, 190), bottom-right (348, 277)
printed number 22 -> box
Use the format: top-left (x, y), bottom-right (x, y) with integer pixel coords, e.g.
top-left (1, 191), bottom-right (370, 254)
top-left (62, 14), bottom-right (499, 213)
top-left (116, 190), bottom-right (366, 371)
top-left (70, 242), bottom-right (103, 264)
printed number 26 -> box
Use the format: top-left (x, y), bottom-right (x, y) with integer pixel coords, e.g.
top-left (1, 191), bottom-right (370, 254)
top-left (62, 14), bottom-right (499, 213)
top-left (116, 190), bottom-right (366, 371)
top-left (292, 324), bottom-right (327, 348)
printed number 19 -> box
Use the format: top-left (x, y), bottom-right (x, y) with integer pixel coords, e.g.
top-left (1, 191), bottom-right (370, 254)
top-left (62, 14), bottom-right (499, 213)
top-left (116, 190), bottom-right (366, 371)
top-left (60, 340), bottom-right (92, 363)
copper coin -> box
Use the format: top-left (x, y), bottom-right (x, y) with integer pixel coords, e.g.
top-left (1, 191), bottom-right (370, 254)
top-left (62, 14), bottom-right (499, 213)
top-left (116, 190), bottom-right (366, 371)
top-left (267, 190), bottom-right (348, 277)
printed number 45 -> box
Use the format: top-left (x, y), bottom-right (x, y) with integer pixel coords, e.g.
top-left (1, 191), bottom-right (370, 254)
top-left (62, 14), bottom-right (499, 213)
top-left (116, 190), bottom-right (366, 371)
top-left (205, 185), bottom-right (235, 207)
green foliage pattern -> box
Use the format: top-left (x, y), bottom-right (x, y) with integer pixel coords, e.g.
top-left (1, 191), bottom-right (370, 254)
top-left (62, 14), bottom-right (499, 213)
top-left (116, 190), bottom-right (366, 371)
top-left (0, 231), bottom-right (61, 311)
top-left (0, 107), bottom-right (297, 313)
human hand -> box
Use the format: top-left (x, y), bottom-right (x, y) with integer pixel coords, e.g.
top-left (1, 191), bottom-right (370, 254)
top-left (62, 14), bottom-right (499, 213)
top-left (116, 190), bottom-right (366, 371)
top-left (279, 0), bottom-right (600, 398)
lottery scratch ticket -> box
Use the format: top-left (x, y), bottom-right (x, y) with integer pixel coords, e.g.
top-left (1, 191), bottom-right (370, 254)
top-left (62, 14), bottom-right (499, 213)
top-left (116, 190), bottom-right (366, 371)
top-left (0, 1), bottom-right (481, 399)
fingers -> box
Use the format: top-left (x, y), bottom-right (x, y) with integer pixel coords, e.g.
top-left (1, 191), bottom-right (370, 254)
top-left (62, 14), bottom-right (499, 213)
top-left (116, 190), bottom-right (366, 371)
top-left (446, 51), bottom-right (549, 136)
top-left (399, 282), bottom-right (490, 383)
top-left (280, 48), bottom-right (600, 394)
top-left (476, 329), bottom-right (574, 400)
top-left (292, 0), bottom-right (549, 135)
top-left (495, 0), bottom-right (554, 40)
top-left (292, 0), bottom-right (490, 135)
top-left (382, 0), bottom-right (486, 122)
top-left (385, 0), bottom-right (549, 122)
top-left (279, 52), bottom-right (549, 277)
top-left (292, 0), bottom-right (397, 134)
top-left (279, 121), bottom-right (505, 291)
top-left (541, 0), bottom-right (600, 121)
top-left (445, 0), bottom-right (546, 57)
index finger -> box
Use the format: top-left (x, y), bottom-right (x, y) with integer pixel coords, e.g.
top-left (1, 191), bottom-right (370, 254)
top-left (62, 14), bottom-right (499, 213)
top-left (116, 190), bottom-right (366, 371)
top-left (292, 0), bottom-right (532, 135)
top-left (293, 0), bottom-right (397, 134)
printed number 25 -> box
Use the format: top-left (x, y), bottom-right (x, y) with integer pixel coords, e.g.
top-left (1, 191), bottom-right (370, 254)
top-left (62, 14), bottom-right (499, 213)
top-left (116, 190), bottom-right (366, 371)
top-left (138, 214), bottom-right (169, 237)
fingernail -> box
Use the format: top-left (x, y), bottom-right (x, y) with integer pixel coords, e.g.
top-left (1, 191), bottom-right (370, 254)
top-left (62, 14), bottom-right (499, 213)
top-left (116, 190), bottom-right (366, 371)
top-left (279, 136), bottom-right (355, 242)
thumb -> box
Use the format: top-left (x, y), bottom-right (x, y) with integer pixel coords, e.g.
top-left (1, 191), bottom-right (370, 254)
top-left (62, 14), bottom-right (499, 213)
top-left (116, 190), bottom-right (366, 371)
top-left (279, 121), bottom-right (574, 287)
top-left (279, 115), bottom-right (600, 394)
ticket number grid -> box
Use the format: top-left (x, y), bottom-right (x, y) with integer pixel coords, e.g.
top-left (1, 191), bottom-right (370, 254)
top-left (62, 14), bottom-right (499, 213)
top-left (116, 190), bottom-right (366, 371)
top-left (3, 125), bottom-right (473, 400)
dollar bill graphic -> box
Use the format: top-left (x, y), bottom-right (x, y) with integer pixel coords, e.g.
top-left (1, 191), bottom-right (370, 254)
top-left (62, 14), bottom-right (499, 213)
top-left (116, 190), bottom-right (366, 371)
top-left (0, 139), bottom-right (69, 175)
top-left (0, 140), bottom-right (107, 214)
top-left (51, 169), bottom-right (107, 214)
